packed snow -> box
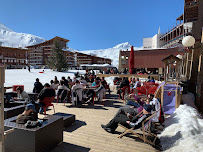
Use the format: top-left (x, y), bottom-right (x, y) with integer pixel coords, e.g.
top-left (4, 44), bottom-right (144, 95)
top-left (159, 104), bottom-right (203, 152)
top-left (5, 69), bottom-right (85, 92)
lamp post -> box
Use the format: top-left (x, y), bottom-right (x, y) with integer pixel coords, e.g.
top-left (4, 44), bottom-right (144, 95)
top-left (182, 35), bottom-right (203, 113)
top-left (182, 35), bottom-right (196, 79)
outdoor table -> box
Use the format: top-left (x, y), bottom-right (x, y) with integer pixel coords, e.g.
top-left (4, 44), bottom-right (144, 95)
top-left (53, 113), bottom-right (75, 128)
top-left (4, 115), bottom-right (63, 152)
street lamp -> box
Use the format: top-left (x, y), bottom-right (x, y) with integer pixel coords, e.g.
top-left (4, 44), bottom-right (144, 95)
top-left (182, 35), bottom-right (196, 47)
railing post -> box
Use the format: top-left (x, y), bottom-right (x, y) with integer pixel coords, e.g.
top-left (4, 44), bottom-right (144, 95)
top-left (0, 66), bottom-right (5, 152)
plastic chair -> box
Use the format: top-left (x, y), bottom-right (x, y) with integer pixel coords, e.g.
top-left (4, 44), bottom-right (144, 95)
top-left (148, 86), bottom-right (158, 95)
top-left (57, 89), bottom-right (69, 105)
top-left (43, 97), bottom-right (55, 115)
top-left (105, 84), bottom-right (111, 94)
top-left (136, 86), bottom-right (147, 95)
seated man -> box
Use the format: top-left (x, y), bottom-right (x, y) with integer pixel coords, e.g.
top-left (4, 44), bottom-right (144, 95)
top-left (16, 103), bottom-right (38, 124)
top-left (37, 83), bottom-right (56, 114)
top-left (133, 78), bottom-right (141, 89)
top-left (71, 80), bottom-right (84, 106)
top-left (101, 104), bottom-right (152, 133)
top-left (57, 80), bottom-right (70, 102)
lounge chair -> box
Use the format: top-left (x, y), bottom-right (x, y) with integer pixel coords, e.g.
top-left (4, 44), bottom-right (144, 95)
top-left (118, 111), bottom-right (159, 145)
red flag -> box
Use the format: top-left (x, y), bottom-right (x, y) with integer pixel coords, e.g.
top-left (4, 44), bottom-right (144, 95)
top-left (129, 46), bottom-right (134, 74)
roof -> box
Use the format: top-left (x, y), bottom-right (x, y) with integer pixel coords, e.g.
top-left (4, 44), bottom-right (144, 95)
top-left (162, 54), bottom-right (181, 62)
top-left (80, 64), bottom-right (114, 67)
top-left (176, 14), bottom-right (183, 21)
top-left (26, 36), bottom-right (69, 48)
top-left (0, 46), bottom-right (28, 51)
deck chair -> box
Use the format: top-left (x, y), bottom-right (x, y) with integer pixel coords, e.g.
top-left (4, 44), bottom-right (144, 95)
top-left (57, 89), bottom-right (69, 106)
top-left (118, 110), bottom-right (159, 145)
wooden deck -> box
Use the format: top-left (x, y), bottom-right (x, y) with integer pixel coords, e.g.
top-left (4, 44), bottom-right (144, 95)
top-left (44, 92), bottom-right (158, 152)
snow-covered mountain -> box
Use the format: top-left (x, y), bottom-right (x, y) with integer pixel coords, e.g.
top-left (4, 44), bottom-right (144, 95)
top-left (0, 23), bottom-right (45, 48)
top-left (79, 42), bottom-right (143, 67)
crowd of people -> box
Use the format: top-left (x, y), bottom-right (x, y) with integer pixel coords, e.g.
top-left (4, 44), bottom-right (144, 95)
top-left (14, 72), bottom-right (110, 124)
top-left (13, 70), bottom-right (162, 139)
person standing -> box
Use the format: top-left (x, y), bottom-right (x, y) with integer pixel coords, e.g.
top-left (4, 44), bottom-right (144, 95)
top-left (28, 65), bottom-right (31, 72)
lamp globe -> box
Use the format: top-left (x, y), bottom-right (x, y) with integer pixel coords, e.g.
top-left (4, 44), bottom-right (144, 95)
top-left (182, 35), bottom-right (195, 47)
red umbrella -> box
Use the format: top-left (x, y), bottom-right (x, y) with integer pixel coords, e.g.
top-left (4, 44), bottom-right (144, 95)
top-left (129, 46), bottom-right (134, 74)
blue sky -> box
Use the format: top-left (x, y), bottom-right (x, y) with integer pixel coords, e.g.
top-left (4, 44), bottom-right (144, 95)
top-left (1, 0), bottom-right (184, 50)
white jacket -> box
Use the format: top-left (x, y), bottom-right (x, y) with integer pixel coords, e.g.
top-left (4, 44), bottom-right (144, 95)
top-left (149, 98), bottom-right (160, 122)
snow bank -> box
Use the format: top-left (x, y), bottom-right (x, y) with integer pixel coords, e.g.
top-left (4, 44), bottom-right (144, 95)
top-left (159, 104), bottom-right (203, 152)
top-left (105, 76), bottom-right (116, 87)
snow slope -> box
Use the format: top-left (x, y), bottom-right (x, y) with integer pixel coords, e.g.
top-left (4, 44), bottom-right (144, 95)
top-left (5, 69), bottom-right (86, 92)
top-left (0, 23), bottom-right (45, 48)
top-left (79, 42), bottom-right (143, 67)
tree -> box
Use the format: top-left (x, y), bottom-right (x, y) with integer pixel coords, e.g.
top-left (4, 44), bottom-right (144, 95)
top-left (46, 42), bottom-right (67, 71)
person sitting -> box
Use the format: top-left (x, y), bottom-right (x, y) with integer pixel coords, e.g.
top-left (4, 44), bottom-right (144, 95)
top-left (92, 79), bottom-right (100, 88)
top-left (133, 78), bottom-right (141, 89)
top-left (16, 103), bottom-right (38, 124)
top-left (67, 76), bottom-right (72, 83)
top-left (101, 77), bottom-right (107, 86)
top-left (72, 76), bottom-right (77, 84)
top-left (101, 104), bottom-right (152, 133)
top-left (130, 78), bottom-right (136, 87)
top-left (57, 80), bottom-right (70, 103)
top-left (61, 76), bottom-right (69, 88)
top-left (95, 81), bottom-right (106, 102)
top-left (147, 94), bottom-right (160, 123)
top-left (33, 78), bottom-right (44, 94)
top-left (80, 76), bottom-right (88, 87)
top-left (75, 71), bottom-right (80, 78)
top-left (117, 77), bottom-right (129, 98)
top-left (37, 83), bottom-right (55, 114)
top-left (50, 80), bottom-right (58, 90)
top-left (16, 86), bottom-right (30, 102)
top-left (54, 76), bottom-right (59, 85)
top-left (147, 76), bottom-right (151, 82)
top-left (150, 77), bottom-right (155, 83)
top-left (71, 80), bottom-right (84, 106)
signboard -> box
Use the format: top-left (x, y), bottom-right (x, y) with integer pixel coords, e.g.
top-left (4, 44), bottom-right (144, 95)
top-left (184, 0), bottom-right (199, 23)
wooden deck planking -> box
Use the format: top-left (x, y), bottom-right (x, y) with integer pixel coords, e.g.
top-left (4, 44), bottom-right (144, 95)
top-left (47, 93), bottom-right (158, 152)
